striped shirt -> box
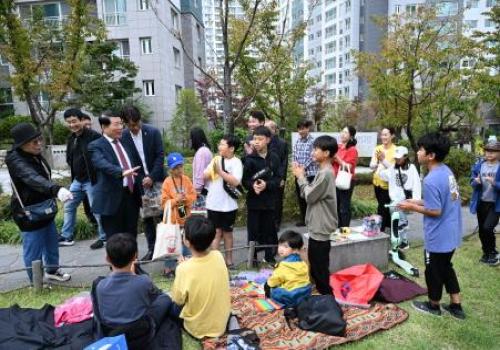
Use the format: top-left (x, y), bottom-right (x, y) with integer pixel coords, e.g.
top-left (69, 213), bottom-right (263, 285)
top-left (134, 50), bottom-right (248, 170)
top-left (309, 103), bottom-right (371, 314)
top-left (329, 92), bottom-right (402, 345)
top-left (293, 135), bottom-right (318, 178)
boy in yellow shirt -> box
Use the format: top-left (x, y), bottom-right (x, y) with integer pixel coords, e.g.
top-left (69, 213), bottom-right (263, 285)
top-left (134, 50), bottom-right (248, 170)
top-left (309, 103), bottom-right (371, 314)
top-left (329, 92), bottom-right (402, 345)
top-left (170, 215), bottom-right (231, 339)
top-left (265, 230), bottom-right (312, 307)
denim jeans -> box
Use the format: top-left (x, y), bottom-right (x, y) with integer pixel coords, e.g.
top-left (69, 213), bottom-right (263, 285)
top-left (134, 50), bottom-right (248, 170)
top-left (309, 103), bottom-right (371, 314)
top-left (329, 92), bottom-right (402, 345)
top-left (164, 245), bottom-right (191, 270)
top-left (61, 179), bottom-right (105, 241)
top-left (22, 221), bottom-right (59, 281)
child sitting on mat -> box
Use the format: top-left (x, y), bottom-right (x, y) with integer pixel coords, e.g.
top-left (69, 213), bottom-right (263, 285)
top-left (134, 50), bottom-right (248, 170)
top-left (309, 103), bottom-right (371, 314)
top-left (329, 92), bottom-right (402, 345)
top-left (264, 230), bottom-right (312, 307)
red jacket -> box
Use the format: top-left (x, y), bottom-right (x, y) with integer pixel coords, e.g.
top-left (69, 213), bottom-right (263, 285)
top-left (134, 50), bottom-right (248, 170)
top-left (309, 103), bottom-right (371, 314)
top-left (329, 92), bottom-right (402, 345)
top-left (333, 144), bottom-right (358, 178)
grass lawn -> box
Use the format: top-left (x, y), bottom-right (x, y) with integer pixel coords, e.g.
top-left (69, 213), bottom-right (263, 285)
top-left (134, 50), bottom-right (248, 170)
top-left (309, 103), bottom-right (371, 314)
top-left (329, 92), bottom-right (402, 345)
top-left (0, 234), bottom-right (498, 349)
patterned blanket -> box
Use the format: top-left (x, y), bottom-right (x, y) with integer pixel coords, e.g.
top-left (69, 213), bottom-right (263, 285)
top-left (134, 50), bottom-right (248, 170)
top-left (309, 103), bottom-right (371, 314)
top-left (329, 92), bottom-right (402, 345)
top-left (203, 287), bottom-right (408, 350)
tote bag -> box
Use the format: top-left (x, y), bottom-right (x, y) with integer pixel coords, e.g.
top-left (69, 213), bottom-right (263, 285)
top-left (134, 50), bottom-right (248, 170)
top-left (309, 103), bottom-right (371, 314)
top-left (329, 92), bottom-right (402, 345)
top-left (335, 164), bottom-right (352, 190)
top-left (152, 200), bottom-right (182, 260)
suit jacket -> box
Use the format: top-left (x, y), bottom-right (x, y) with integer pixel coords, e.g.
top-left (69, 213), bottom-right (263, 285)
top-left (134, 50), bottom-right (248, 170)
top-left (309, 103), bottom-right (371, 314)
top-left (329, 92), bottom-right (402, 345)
top-left (88, 136), bottom-right (145, 216)
top-left (121, 124), bottom-right (165, 183)
top-left (269, 135), bottom-right (289, 181)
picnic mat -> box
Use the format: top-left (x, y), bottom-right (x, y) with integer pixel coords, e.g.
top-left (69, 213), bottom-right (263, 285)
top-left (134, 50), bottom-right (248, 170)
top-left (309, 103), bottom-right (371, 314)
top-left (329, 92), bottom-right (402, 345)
top-left (203, 287), bottom-right (408, 350)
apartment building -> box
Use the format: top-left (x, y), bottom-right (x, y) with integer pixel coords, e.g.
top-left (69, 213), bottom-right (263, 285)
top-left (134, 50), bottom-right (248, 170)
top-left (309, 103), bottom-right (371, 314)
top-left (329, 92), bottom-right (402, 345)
top-left (3, 0), bottom-right (205, 131)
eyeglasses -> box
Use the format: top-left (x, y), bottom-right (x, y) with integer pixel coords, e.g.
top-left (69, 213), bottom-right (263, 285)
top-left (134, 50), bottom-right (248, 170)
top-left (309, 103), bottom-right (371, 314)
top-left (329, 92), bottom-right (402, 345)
top-left (29, 137), bottom-right (43, 145)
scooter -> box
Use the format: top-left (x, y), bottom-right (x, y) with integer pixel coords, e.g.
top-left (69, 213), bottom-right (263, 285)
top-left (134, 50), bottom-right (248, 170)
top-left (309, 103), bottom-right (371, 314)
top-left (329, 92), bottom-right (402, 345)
top-left (385, 204), bottom-right (419, 277)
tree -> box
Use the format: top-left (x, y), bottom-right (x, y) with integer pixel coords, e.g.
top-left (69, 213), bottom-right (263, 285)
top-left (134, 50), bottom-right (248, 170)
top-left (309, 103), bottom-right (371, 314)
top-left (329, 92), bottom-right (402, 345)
top-left (0, 0), bottom-right (104, 144)
top-left (232, 1), bottom-right (313, 130)
top-left (322, 96), bottom-right (362, 132)
top-left (170, 89), bottom-right (207, 149)
top-left (354, 7), bottom-right (484, 153)
top-left (73, 40), bottom-right (141, 116)
top-left (152, 0), bottom-right (314, 134)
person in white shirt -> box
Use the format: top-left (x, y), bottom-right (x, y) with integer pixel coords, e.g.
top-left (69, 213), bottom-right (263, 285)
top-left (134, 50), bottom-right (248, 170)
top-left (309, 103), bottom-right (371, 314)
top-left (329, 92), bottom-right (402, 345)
top-left (379, 146), bottom-right (421, 249)
top-left (204, 135), bottom-right (243, 268)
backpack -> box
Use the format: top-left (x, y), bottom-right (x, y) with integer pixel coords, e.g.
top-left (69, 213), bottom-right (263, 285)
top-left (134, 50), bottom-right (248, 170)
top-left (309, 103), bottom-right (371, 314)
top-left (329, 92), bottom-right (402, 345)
top-left (284, 295), bottom-right (346, 337)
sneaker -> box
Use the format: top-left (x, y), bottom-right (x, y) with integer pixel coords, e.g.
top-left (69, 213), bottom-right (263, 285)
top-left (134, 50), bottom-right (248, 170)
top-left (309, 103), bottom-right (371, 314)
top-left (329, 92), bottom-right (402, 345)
top-left (45, 269), bottom-right (71, 282)
top-left (486, 255), bottom-right (500, 266)
top-left (412, 301), bottom-right (442, 316)
top-left (442, 303), bottom-right (466, 320)
top-left (58, 237), bottom-right (75, 247)
top-left (479, 254), bottom-right (490, 264)
top-left (398, 240), bottom-right (410, 250)
top-left (90, 239), bottom-right (105, 250)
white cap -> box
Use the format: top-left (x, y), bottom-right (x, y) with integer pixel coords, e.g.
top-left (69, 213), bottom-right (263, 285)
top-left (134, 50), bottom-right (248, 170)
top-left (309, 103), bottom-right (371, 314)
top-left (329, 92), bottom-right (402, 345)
top-left (394, 146), bottom-right (408, 159)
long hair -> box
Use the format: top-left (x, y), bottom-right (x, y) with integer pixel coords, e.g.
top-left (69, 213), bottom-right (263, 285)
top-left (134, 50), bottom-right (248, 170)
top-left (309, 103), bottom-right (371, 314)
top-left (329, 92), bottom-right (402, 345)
top-left (345, 126), bottom-right (357, 149)
top-left (190, 127), bottom-right (210, 151)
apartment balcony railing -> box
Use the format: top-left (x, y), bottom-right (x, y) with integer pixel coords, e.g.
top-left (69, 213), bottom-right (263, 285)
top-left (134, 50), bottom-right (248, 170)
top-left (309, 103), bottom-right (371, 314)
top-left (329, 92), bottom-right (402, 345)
top-left (104, 13), bottom-right (127, 26)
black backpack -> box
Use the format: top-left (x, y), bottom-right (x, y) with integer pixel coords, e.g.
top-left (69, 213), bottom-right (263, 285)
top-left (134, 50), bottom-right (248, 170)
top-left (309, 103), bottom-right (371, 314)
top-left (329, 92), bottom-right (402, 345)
top-left (284, 295), bottom-right (346, 337)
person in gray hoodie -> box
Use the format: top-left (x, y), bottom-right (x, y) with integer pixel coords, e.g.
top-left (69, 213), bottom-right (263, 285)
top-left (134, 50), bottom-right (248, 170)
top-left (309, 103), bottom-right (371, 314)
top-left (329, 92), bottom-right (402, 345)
top-left (292, 135), bottom-right (338, 295)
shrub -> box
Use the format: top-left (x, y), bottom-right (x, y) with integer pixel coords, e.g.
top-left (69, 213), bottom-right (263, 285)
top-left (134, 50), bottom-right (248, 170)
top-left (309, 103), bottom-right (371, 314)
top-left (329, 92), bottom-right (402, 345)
top-left (0, 115), bottom-right (31, 144)
top-left (458, 176), bottom-right (472, 206)
top-left (351, 199), bottom-right (378, 219)
top-left (0, 220), bottom-right (22, 244)
top-left (355, 172), bottom-right (373, 185)
top-left (52, 120), bottom-right (71, 145)
top-left (0, 195), bottom-right (11, 221)
top-left (445, 147), bottom-right (476, 180)
top-left (208, 127), bottom-right (248, 154)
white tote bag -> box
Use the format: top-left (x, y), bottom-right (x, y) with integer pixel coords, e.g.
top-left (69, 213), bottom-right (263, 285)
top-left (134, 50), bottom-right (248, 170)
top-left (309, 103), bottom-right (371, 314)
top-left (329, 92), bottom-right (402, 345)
top-left (335, 164), bottom-right (352, 190)
top-left (152, 200), bottom-right (183, 260)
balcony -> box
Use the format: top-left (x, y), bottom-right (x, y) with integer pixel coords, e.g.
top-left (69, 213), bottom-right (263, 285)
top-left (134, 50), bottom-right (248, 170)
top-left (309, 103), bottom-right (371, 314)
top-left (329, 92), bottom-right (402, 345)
top-left (104, 12), bottom-right (126, 26)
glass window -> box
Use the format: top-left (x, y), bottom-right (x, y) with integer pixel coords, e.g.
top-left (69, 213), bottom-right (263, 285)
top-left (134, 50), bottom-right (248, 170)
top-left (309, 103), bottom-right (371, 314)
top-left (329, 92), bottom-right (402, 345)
top-left (173, 47), bottom-right (181, 68)
top-left (140, 37), bottom-right (152, 54)
top-left (143, 80), bottom-right (155, 96)
top-left (104, 0), bottom-right (127, 25)
top-left (436, 1), bottom-right (458, 16)
top-left (175, 85), bottom-right (182, 102)
top-left (171, 9), bottom-right (179, 31)
top-left (138, 0), bottom-right (149, 11)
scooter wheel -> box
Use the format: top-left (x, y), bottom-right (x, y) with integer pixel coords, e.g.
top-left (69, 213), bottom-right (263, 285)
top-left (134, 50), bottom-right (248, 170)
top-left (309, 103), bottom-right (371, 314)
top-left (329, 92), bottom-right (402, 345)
top-left (411, 268), bottom-right (419, 278)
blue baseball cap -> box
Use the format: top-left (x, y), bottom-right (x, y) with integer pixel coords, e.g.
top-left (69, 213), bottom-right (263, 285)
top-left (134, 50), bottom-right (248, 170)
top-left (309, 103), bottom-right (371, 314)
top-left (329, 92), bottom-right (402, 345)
top-left (166, 152), bottom-right (184, 168)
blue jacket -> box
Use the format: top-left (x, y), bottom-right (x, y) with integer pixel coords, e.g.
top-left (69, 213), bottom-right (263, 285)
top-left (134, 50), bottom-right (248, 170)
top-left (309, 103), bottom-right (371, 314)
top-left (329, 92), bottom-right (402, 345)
top-left (88, 136), bottom-right (145, 215)
top-left (469, 159), bottom-right (500, 214)
top-left (121, 124), bottom-right (165, 183)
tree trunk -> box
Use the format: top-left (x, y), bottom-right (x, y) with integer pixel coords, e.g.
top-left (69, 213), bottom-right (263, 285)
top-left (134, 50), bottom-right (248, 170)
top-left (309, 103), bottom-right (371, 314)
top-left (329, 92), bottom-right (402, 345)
top-left (223, 65), bottom-right (234, 135)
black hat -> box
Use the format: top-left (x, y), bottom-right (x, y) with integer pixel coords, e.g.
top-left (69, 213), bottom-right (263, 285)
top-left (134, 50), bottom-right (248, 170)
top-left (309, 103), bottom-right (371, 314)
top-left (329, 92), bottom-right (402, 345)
top-left (11, 123), bottom-right (41, 149)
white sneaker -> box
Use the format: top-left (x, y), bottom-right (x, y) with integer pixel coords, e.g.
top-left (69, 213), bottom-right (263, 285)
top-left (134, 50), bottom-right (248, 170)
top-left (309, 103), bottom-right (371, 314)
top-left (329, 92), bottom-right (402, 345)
top-left (45, 269), bottom-right (71, 282)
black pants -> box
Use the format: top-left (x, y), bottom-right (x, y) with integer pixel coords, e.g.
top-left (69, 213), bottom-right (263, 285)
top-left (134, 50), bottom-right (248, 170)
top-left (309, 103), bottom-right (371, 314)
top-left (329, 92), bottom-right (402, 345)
top-left (274, 184), bottom-right (285, 230)
top-left (336, 180), bottom-right (355, 228)
top-left (101, 189), bottom-right (140, 239)
top-left (295, 176), bottom-right (315, 223)
top-left (82, 193), bottom-right (98, 227)
top-left (424, 250), bottom-right (460, 302)
top-left (247, 209), bottom-right (277, 261)
top-left (477, 201), bottom-right (499, 255)
top-left (308, 238), bottom-right (332, 295)
top-left (143, 216), bottom-right (161, 252)
top-left (374, 185), bottom-right (391, 231)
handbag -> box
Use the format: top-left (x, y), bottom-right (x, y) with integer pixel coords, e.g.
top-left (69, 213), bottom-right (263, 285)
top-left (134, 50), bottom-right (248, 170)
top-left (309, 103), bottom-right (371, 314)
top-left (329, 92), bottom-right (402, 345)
top-left (152, 200), bottom-right (183, 259)
top-left (335, 164), bottom-right (352, 190)
top-left (222, 157), bottom-right (245, 200)
top-left (10, 161), bottom-right (58, 223)
top-left (140, 184), bottom-right (163, 218)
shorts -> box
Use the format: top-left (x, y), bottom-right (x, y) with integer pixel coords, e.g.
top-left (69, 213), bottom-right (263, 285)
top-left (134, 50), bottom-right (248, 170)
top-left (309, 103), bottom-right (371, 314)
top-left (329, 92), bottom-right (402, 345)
top-left (207, 210), bottom-right (237, 232)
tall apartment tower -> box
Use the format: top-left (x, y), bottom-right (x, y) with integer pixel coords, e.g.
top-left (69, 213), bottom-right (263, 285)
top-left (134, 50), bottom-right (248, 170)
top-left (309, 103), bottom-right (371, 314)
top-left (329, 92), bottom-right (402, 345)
top-left (3, 0), bottom-right (205, 131)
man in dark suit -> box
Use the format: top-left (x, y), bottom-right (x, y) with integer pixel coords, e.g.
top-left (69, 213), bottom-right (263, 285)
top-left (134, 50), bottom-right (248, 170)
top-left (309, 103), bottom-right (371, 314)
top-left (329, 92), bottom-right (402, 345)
top-left (88, 111), bottom-right (145, 238)
top-left (265, 120), bottom-right (289, 231)
top-left (120, 106), bottom-right (165, 261)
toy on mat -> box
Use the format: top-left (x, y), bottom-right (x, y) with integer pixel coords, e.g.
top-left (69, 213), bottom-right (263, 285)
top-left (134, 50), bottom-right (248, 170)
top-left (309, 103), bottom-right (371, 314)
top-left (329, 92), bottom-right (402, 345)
top-left (253, 298), bottom-right (283, 312)
top-left (362, 215), bottom-right (382, 237)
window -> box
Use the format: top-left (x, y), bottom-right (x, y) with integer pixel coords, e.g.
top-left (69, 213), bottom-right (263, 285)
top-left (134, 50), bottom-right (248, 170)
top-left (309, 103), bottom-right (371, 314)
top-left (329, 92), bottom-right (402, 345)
top-left (465, 0), bottom-right (479, 8)
top-left (461, 59), bottom-right (474, 68)
top-left (325, 73), bottom-right (336, 84)
top-left (196, 24), bottom-right (202, 42)
top-left (339, 39), bottom-right (343, 51)
top-left (309, 34), bottom-right (314, 41)
top-left (325, 57), bottom-right (336, 69)
top-left (485, 19), bottom-right (494, 27)
top-left (326, 8), bottom-right (336, 22)
top-left (173, 47), bottom-right (181, 68)
top-left (317, 46), bottom-right (322, 53)
top-left (464, 20), bottom-right (478, 29)
top-left (325, 25), bottom-right (336, 38)
top-left (339, 56), bottom-right (343, 68)
top-left (104, 0), bottom-right (127, 25)
top-left (436, 1), bottom-right (458, 16)
top-left (486, 0), bottom-right (497, 7)
top-left (316, 31), bottom-right (322, 38)
top-left (309, 48), bottom-right (314, 55)
top-left (406, 4), bottom-right (418, 16)
top-left (326, 41), bottom-right (336, 53)
top-left (345, 18), bottom-right (351, 31)
top-left (395, 4), bottom-right (401, 14)
top-left (338, 72), bottom-right (343, 84)
top-left (345, 35), bottom-right (350, 48)
top-left (171, 9), bottom-right (179, 31)
top-left (112, 40), bottom-right (130, 59)
top-left (344, 86), bottom-right (350, 96)
top-left (316, 14), bottom-right (322, 22)
top-left (175, 85), bottom-right (182, 103)
top-left (140, 37), bottom-right (152, 54)
top-left (138, 0), bottom-right (149, 11)
top-left (39, 91), bottom-right (50, 110)
top-left (0, 88), bottom-right (13, 105)
top-left (345, 52), bottom-right (350, 62)
top-left (143, 80), bottom-right (155, 96)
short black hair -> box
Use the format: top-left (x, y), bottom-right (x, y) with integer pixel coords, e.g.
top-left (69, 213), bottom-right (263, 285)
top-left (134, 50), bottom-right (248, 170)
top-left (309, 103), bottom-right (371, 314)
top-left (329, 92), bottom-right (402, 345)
top-left (99, 110), bottom-right (118, 128)
top-left (82, 113), bottom-right (91, 121)
top-left (222, 134), bottom-right (241, 151)
top-left (382, 126), bottom-right (396, 135)
top-left (249, 110), bottom-right (266, 123)
top-left (120, 105), bottom-right (141, 123)
top-left (190, 127), bottom-right (211, 151)
top-left (63, 108), bottom-right (83, 120)
top-left (313, 135), bottom-right (338, 158)
top-left (106, 233), bottom-right (137, 268)
top-left (278, 230), bottom-right (304, 249)
top-left (417, 132), bottom-right (451, 162)
top-left (184, 215), bottom-right (216, 252)
top-left (297, 119), bottom-right (313, 129)
top-left (253, 125), bottom-right (271, 138)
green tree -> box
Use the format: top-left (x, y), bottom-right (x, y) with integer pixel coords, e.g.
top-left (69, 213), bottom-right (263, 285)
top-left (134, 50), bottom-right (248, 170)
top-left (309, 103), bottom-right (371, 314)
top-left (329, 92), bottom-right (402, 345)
top-left (72, 40), bottom-right (141, 116)
top-left (322, 96), bottom-right (362, 132)
top-left (354, 7), bottom-right (484, 153)
top-left (170, 89), bottom-right (207, 149)
top-left (0, 0), bottom-right (105, 144)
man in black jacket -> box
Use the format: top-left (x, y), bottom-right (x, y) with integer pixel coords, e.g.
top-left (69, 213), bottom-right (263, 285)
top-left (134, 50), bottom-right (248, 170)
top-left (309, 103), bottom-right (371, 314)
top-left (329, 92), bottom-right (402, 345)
top-left (120, 106), bottom-right (165, 261)
top-left (6, 123), bottom-right (73, 283)
top-left (58, 109), bottom-right (104, 249)
top-left (266, 120), bottom-right (289, 230)
top-left (242, 126), bottom-right (281, 264)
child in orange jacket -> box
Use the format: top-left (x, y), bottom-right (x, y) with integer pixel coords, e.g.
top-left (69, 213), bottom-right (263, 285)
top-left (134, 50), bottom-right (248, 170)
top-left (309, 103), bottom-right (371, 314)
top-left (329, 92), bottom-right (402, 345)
top-left (161, 152), bottom-right (197, 226)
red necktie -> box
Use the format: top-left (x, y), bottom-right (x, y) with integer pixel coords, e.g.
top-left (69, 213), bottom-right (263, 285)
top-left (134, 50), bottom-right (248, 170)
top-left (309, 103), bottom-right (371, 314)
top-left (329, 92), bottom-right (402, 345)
top-left (112, 140), bottom-right (134, 193)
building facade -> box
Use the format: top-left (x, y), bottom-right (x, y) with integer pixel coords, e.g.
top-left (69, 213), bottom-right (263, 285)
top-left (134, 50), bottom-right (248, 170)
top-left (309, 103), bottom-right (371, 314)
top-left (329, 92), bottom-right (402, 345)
top-left (4, 0), bottom-right (205, 131)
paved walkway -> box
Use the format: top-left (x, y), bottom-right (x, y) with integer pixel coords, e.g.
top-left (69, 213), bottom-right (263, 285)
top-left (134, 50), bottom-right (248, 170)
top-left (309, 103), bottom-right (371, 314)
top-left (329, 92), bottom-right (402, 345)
top-left (0, 207), bottom-right (478, 293)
